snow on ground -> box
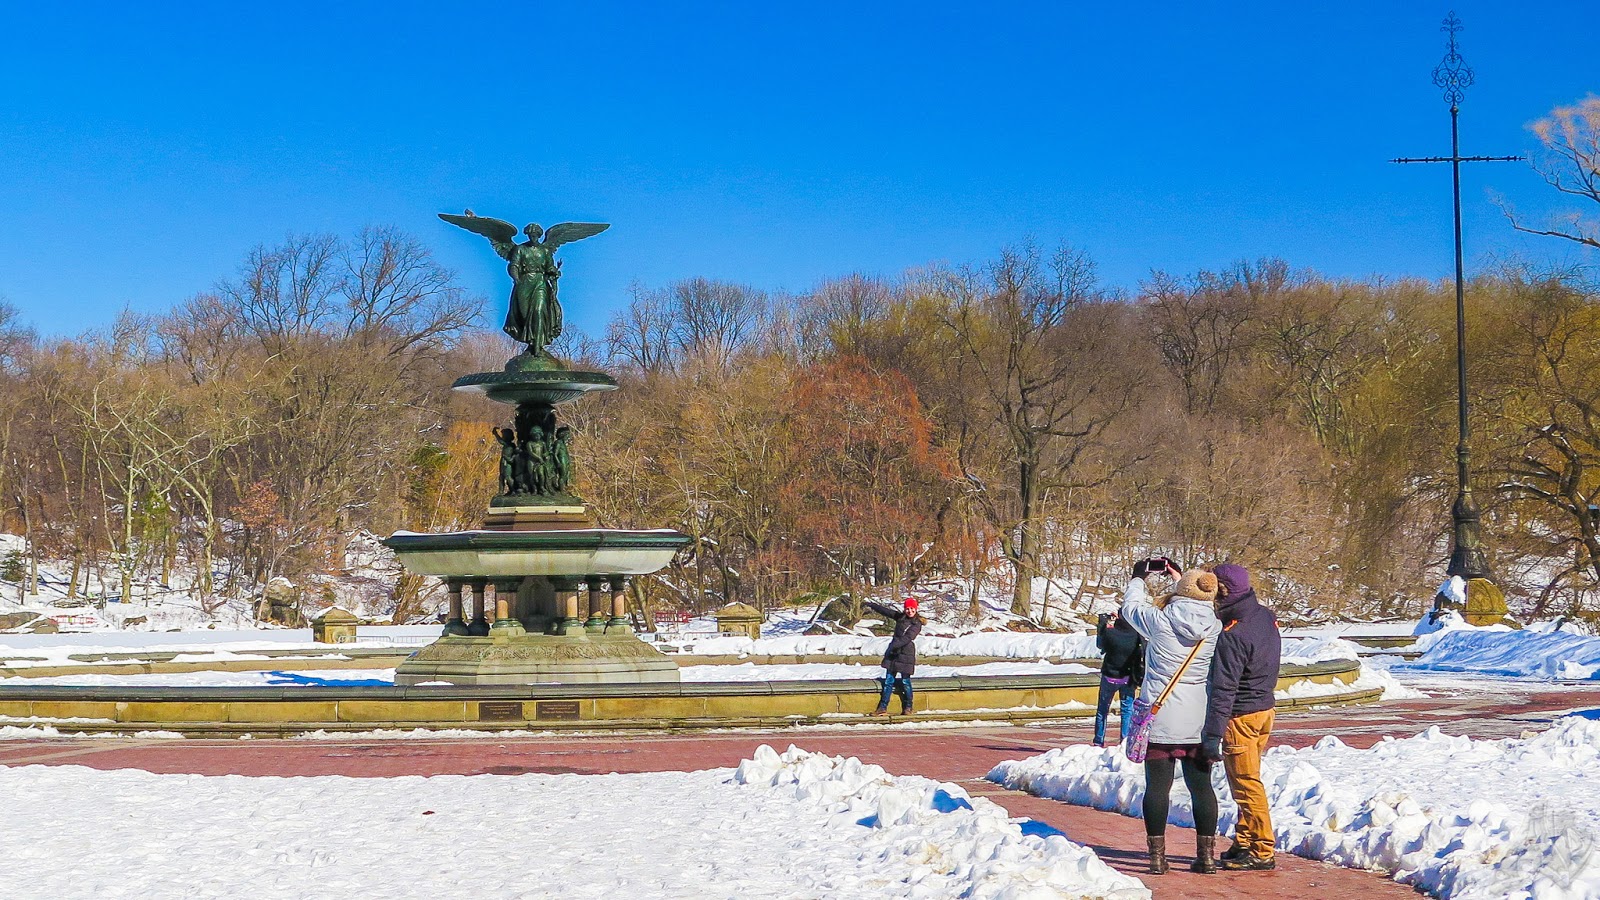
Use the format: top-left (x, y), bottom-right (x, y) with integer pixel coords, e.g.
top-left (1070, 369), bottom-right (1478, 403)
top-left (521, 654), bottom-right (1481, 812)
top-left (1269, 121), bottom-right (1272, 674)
top-left (680, 631), bottom-right (1360, 662)
top-left (679, 661), bottom-right (1096, 682)
top-left (12, 669), bottom-right (399, 687)
top-left (989, 717), bottom-right (1600, 899)
top-left (1284, 621), bottom-right (1419, 638)
top-left (0, 744), bottom-right (1148, 900)
top-left (1278, 665), bottom-right (1425, 702)
top-left (0, 626), bottom-right (441, 669)
top-left (1397, 618), bottom-right (1600, 681)
top-left (6, 662), bottom-right (1094, 688)
top-left (0, 531), bottom-right (409, 630)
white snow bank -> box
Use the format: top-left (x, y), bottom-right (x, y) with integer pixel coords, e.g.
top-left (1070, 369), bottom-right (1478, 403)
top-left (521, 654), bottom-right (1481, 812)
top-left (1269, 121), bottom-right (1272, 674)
top-left (0, 626), bottom-right (441, 668)
top-left (0, 745), bottom-right (1148, 900)
top-left (683, 631), bottom-right (1105, 659)
top-left (1277, 664), bottom-right (1425, 702)
top-left (683, 631), bottom-right (1362, 664)
top-left (1279, 637), bottom-right (1362, 664)
top-left (680, 661), bottom-right (1095, 682)
top-left (734, 745), bottom-right (1147, 898)
top-left (1404, 626), bottom-right (1600, 681)
top-left (990, 718), bottom-right (1600, 899)
top-left (13, 668), bottom-right (398, 687)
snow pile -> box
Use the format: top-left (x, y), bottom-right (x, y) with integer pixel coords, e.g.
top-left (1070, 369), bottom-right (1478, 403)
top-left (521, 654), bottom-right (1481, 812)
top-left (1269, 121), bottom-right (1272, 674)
top-left (681, 661), bottom-right (1095, 682)
top-left (735, 745), bottom-right (1148, 898)
top-left (15, 668), bottom-right (397, 687)
top-left (1405, 625), bottom-right (1600, 680)
top-left (0, 746), bottom-right (1148, 900)
top-left (684, 631), bottom-right (1362, 664)
top-left (683, 631), bottom-right (1105, 659)
top-left (0, 626), bottom-right (440, 669)
top-left (1277, 664), bottom-right (1425, 702)
top-left (990, 719), bottom-right (1600, 899)
top-left (1280, 637), bottom-right (1362, 664)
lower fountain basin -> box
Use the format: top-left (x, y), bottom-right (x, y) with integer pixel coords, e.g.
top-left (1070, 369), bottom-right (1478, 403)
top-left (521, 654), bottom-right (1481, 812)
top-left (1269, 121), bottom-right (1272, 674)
top-left (382, 528), bottom-right (691, 578)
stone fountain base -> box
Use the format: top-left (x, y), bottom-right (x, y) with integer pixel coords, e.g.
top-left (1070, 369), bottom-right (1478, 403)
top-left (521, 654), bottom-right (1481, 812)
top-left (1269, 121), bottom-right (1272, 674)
top-left (394, 631), bottom-right (679, 686)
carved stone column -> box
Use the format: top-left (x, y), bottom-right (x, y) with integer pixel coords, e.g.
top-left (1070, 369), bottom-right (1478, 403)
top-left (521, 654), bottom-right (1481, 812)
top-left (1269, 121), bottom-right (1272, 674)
top-left (551, 576), bottom-right (583, 634)
top-left (491, 579), bottom-right (525, 635)
top-left (584, 576), bottom-right (606, 631)
top-left (443, 579), bottom-right (468, 635)
top-left (607, 575), bottom-right (630, 629)
top-left (466, 579), bottom-right (489, 636)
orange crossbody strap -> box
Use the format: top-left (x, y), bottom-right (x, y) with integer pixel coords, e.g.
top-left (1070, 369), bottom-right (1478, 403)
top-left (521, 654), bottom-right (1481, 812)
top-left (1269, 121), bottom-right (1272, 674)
top-left (1150, 638), bottom-right (1207, 715)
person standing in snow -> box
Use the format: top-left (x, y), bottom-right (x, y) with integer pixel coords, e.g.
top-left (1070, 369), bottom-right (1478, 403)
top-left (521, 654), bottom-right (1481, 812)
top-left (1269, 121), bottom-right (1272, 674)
top-left (1201, 563), bottom-right (1282, 871)
top-left (1121, 558), bottom-right (1223, 876)
top-left (866, 597), bottom-right (922, 716)
top-left (1093, 611), bottom-right (1144, 747)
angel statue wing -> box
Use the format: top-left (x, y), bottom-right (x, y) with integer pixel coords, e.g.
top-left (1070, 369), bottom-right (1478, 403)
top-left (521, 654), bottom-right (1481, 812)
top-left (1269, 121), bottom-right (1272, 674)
top-left (439, 211), bottom-right (520, 260)
top-left (541, 222), bottom-right (610, 250)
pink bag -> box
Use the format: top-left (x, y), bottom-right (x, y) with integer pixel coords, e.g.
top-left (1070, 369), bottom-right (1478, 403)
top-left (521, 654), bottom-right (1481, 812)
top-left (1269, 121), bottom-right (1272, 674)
top-left (1123, 639), bottom-right (1206, 763)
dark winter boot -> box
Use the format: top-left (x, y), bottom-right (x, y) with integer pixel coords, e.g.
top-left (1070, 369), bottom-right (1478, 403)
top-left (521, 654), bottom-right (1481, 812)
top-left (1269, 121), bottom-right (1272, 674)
top-left (1221, 852), bottom-right (1276, 871)
top-left (1191, 834), bottom-right (1217, 874)
top-left (870, 705), bottom-right (890, 717)
top-left (1145, 835), bottom-right (1168, 875)
top-left (1219, 842), bottom-right (1248, 863)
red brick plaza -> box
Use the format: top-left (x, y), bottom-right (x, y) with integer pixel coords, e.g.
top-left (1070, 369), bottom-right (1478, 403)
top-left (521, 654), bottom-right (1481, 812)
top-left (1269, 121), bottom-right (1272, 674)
top-left (2, 682), bottom-right (1592, 899)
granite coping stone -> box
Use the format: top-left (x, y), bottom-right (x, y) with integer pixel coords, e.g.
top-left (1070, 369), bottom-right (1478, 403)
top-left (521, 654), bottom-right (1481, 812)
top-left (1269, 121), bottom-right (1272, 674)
top-left (0, 660), bottom-right (1357, 702)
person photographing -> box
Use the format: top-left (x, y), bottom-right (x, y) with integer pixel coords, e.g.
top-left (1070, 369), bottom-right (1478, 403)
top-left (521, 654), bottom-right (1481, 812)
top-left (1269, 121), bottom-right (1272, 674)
top-left (1120, 556), bottom-right (1223, 876)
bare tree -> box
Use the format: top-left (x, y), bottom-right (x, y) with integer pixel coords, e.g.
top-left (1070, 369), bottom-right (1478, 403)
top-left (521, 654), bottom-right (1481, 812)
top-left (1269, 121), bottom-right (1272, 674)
top-left (1505, 97), bottom-right (1600, 251)
top-left (936, 245), bottom-right (1148, 616)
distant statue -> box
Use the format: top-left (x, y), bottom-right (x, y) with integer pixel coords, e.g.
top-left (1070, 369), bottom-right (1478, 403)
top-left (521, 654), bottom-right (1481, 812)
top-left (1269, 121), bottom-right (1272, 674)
top-left (521, 435), bottom-right (549, 495)
top-left (494, 427), bottom-right (518, 495)
top-left (439, 211), bottom-right (609, 356)
top-left (552, 425), bottom-right (574, 493)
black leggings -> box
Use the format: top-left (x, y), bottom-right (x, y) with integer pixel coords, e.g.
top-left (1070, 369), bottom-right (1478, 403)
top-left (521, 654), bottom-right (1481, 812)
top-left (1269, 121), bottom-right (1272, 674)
top-left (1142, 757), bottom-right (1218, 837)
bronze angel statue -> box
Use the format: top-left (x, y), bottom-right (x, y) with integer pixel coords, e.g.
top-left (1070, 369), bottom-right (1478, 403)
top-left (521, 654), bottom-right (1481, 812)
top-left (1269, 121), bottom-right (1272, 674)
top-left (439, 211), bottom-right (609, 355)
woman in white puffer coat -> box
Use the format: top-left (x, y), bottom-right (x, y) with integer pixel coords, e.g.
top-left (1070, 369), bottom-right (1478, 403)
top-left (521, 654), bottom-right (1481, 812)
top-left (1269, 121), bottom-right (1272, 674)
top-left (1119, 559), bottom-right (1223, 876)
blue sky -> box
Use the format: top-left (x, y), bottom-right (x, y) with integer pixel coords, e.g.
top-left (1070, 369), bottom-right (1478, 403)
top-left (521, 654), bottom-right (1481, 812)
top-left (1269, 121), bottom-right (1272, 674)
top-left (0, 1), bottom-right (1594, 340)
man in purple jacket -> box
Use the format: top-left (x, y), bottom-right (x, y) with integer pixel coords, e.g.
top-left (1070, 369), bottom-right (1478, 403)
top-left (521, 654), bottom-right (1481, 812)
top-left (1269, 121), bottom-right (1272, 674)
top-left (1200, 563), bottom-right (1281, 871)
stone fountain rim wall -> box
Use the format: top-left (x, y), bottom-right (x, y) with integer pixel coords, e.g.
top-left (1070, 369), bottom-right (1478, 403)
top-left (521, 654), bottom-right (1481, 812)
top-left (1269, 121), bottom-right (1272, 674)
top-left (0, 660), bottom-right (1371, 735)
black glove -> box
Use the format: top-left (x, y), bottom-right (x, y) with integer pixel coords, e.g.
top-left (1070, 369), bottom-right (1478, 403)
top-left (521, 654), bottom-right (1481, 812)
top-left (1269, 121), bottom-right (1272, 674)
top-left (1132, 559), bottom-right (1155, 580)
top-left (1201, 735), bottom-right (1223, 763)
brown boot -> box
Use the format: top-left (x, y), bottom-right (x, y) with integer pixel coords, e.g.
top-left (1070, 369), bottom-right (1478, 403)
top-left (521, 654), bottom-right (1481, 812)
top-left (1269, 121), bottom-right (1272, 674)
top-left (870, 705), bottom-right (889, 717)
top-left (1146, 835), bottom-right (1168, 875)
top-left (1191, 834), bottom-right (1217, 874)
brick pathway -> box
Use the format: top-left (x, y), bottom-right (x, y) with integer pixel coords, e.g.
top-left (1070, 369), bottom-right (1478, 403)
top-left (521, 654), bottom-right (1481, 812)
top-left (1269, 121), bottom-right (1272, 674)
top-left (2, 679), bottom-right (1596, 898)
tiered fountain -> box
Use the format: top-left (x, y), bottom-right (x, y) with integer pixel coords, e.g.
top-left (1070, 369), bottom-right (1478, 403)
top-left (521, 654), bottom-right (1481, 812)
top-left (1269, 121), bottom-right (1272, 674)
top-left (385, 212), bottom-right (689, 685)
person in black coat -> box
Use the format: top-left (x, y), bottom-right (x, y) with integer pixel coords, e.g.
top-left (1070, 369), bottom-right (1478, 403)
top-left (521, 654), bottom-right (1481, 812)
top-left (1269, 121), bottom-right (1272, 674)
top-left (1094, 610), bottom-right (1145, 746)
top-left (865, 597), bottom-right (922, 715)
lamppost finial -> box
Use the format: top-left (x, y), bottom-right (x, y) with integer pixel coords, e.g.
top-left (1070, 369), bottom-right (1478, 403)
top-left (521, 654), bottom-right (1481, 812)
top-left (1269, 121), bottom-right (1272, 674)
top-left (1432, 11), bottom-right (1474, 110)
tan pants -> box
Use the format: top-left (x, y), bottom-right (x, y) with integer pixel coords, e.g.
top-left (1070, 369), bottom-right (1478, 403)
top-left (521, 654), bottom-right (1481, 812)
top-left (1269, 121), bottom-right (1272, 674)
top-left (1223, 708), bottom-right (1276, 859)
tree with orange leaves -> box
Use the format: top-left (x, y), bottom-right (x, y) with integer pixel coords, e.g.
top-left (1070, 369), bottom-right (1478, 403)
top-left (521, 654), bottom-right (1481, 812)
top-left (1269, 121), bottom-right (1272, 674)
top-left (783, 356), bottom-right (957, 614)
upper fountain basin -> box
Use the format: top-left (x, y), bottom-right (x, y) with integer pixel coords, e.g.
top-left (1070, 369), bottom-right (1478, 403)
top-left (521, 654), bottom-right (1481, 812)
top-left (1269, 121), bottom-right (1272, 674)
top-left (452, 368), bottom-right (618, 407)
top-left (383, 528), bottom-right (690, 577)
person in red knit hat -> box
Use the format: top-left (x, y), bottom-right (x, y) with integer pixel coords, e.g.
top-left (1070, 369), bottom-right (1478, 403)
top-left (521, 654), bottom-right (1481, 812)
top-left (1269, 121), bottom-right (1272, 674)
top-left (865, 597), bottom-right (922, 715)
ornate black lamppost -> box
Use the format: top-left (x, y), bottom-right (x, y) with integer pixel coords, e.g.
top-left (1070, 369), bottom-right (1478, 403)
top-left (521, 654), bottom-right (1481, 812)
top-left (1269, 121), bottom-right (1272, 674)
top-left (1392, 12), bottom-right (1522, 593)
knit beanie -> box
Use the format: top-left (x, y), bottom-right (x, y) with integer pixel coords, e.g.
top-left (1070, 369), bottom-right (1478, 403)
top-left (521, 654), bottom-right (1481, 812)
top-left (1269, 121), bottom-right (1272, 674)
top-left (1172, 569), bottom-right (1219, 603)
top-left (1213, 564), bottom-right (1250, 599)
